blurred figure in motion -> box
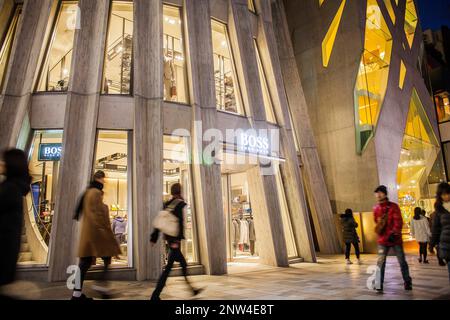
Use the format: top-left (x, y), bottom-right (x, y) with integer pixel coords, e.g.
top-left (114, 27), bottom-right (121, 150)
top-left (373, 185), bottom-right (412, 293)
top-left (430, 209), bottom-right (446, 266)
top-left (71, 171), bottom-right (121, 300)
top-left (0, 149), bottom-right (31, 298)
top-left (430, 182), bottom-right (450, 282)
top-left (150, 183), bottom-right (202, 300)
top-left (340, 208), bottom-right (361, 265)
top-left (410, 207), bottom-right (431, 264)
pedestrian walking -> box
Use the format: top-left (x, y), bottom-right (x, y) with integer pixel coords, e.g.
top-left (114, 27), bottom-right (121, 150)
top-left (410, 207), bottom-right (431, 263)
top-left (373, 185), bottom-right (412, 293)
top-left (0, 149), bottom-right (31, 298)
top-left (71, 171), bottom-right (121, 300)
top-left (150, 183), bottom-right (202, 300)
top-left (430, 182), bottom-right (450, 282)
top-left (340, 208), bottom-right (361, 265)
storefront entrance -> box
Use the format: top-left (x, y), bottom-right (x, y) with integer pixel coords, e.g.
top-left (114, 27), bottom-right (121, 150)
top-left (221, 170), bottom-right (259, 263)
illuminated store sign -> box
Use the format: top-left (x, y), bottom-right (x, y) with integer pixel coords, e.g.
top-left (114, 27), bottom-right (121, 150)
top-left (38, 143), bottom-right (62, 161)
top-left (238, 132), bottom-right (270, 156)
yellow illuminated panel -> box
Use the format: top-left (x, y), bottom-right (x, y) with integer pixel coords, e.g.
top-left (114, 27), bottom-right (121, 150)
top-left (0, 6), bottom-right (21, 93)
top-left (354, 0), bottom-right (392, 153)
top-left (321, 0), bottom-right (346, 67)
top-left (383, 0), bottom-right (396, 24)
top-left (399, 60), bottom-right (406, 89)
top-left (319, 0), bottom-right (325, 6)
top-left (404, 0), bottom-right (418, 48)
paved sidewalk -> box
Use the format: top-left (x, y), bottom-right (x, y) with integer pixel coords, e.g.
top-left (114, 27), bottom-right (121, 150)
top-left (3, 254), bottom-right (450, 300)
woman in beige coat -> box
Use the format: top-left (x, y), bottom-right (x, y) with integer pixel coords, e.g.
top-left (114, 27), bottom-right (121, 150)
top-left (72, 171), bottom-right (121, 300)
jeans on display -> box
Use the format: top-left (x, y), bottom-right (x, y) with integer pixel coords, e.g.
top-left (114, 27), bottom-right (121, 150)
top-left (151, 246), bottom-right (194, 300)
top-left (74, 256), bottom-right (111, 292)
top-left (344, 241), bottom-right (360, 259)
top-left (376, 245), bottom-right (412, 289)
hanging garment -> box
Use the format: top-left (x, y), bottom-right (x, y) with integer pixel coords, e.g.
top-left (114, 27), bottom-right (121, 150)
top-left (248, 219), bottom-right (256, 241)
top-left (232, 219), bottom-right (240, 244)
top-left (239, 219), bottom-right (249, 245)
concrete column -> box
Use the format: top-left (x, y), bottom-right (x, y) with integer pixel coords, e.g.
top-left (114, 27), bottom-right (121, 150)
top-left (0, 0), bottom-right (52, 150)
top-left (254, 0), bottom-right (316, 262)
top-left (133, 0), bottom-right (164, 281)
top-left (184, 0), bottom-right (227, 275)
top-left (229, 0), bottom-right (288, 267)
top-left (48, 0), bottom-right (110, 282)
top-left (271, 0), bottom-right (341, 254)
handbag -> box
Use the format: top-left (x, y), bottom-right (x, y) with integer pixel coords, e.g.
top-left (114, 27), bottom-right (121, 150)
top-left (152, 199), bottom-right (182, 237)
top-left (375, 204), bottom-right (390, 235)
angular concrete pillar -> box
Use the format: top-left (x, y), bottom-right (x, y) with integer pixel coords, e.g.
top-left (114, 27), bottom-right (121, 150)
top-left (0, 0), bottom-right (52, 150)
top-left (184, 0), bottom-right (227, 275)
top-left (254, 0), bottom-right (316, 262)
top-left (228, 0), bottom-right (288, 267)
top-left (271, 0), bottom-right (341, 254)
top-left (133, 0), bottom-right (164, 281)
top-left (48, 0), bottom-right (110, 281)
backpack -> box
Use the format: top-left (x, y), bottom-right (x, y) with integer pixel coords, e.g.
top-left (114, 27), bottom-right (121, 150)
top-left (153, 199), bottom-right (182, 237)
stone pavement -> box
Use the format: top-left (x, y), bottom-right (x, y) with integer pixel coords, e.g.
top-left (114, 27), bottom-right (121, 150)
top-left (3, 254), bottom-right (450, 300)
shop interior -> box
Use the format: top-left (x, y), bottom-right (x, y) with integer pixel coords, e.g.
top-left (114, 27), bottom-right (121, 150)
top-left (397, 89), bottom-right (446, 241)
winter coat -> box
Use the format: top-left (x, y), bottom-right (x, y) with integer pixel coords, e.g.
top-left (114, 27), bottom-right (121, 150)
top-left (431, 204), bottom-right (450, 260)
top-left (340, 213), bottom-right (359, 243)
top-left (0, 178), bottom-right (30, 285)
top-left (410, 216), bottom-right (431, 243)
top-left (373, 201), bottom-right (403, 246)
top-left (77, 187), bottom-right (121, 258)
top-left (111, 217), bottom-right (127, 235)
top-left (150, 197), bottom-right (186, 244)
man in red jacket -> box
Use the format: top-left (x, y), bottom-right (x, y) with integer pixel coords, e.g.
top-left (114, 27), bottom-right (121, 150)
top-left (373, 185), bottom-right (412, 292)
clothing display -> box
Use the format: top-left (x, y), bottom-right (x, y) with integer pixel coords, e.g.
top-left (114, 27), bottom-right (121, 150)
top-left (232, 217), bottom-right (257, 256)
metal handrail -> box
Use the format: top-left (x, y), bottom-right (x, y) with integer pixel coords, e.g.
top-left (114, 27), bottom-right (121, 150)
top-left (28, 190), bottom-right (51, 244)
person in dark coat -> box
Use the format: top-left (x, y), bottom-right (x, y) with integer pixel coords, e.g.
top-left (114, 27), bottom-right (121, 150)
top-left (0, 149), bottom-right (31, 295)
top-left (150, 183), bottom-right (202, 300)
top-left (430, 182), bottom-right (450, 282)
top-left (340, 209), bottom-right (361, 265)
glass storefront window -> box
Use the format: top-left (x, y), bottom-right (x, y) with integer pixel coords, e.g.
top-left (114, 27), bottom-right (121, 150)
top-left (404, 0), bottom-right (418, 48)
top-left (25, 130), bottom-right (64, 265)
top-left (94, 130), bottom-right (131, 266)
top-left (254, 41), bottom-right (277, 124)
top-left (36, 1), bottom-right (77, 92)
top-left (211, 20), bottom-right (244, 115)
top-left (435, 92), bottom-right (450, 123)
top-left (275, 168), bottom-right (298, 258)
top-left (354, 0), bottom-right (392, 153)
top-left (163, 5), bottom-right (189, 104)
top-left (102, 1), bottom-right (133, 95)
top-left (397, 89), bottom-right (443, 240)
top-left (0, 5), bottom-right (21, 93)
top-left (163, 135), bottom-right (198, 263)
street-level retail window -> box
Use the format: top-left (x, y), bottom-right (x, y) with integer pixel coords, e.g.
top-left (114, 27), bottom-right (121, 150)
top-left (0, 5), bottom-right (22, 93)
top-left (211, 20), bottom-right (244, 115)
top-left (36, 1), bottom-right (77, 92)
top-left (254, 40), bottom-right (277, 124)
top-left (354, 0), bottom-right (392, 153)
top-left (25, 130), bottom-right (64, 265)
top-left (397, 89), bottom-right (444, 241)
top-left (94, 130), bottom-right (131, 267)
top-left (163, 135), bottom-right (198, 264)
top-left (102, 1), bottom-right (133, 95)
top-left (275, 167), bottom-right (299, 259)
top-left (435, 92), bottom-right (450, 123)
top-left (163, 5), bottom-right (189, 104)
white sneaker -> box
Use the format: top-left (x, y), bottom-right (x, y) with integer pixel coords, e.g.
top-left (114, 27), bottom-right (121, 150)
top-left (346, 259), bottom-right (353, 265)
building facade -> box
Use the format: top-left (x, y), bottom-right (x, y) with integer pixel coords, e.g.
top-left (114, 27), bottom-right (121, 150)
top-left (0, 0), bottom-right (343, 282)
top-left (284, 0), bottom-right (446, 252)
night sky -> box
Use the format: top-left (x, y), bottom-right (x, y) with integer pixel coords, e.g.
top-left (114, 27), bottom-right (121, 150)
top-left (417, 0), bottom-right (450, 30)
